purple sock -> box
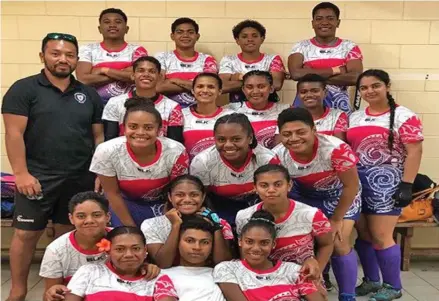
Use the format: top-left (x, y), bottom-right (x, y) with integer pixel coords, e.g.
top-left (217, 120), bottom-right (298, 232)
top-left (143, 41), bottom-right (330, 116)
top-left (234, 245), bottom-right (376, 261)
top-left (331, 249), bottom-right (358, 295)
top-left (355, 239), bottom-right (381, 282)
top-left (375, 244), bottom-right (402, 290)
top-left (323, 263), bottom-right (331, 274)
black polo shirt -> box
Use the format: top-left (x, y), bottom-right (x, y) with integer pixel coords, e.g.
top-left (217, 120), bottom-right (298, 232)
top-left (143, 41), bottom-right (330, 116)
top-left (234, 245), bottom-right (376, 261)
top-left (1, 70), bottom-right (103, 175)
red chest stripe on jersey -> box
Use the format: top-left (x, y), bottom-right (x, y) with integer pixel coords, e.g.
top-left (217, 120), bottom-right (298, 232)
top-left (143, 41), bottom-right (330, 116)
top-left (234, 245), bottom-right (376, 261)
top-left (244, 284), bottom-right (306, 301)
top-left (69, 231), bottom-right (104, 255)
top-left (210, 182), bottom-right (255, 198)
top-left (85, 291), bottom-right (154, 301)
top-left (126, 140), bottom-right (162, 167)
top-left (93, 61), bottom-right (132, 69)
top-left (304, 58), bottom-right (346, 69)
top-left (220, 150), bottom-right (253, 172)
top-left (166, 72), bottom-right (200, 80)
top-left (119, 177), bottom-right (169, 199)
top-left (275, 233), bottom-right (311, 249)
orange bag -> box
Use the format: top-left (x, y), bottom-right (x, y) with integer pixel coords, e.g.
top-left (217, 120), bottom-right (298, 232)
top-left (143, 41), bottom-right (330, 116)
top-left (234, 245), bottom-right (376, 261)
top-left (398, 186), bottom-right (439, 223)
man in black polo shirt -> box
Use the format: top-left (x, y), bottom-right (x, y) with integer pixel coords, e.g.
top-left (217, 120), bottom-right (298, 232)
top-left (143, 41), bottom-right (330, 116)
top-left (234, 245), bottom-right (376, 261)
top-left (1, 33), bottom-right (104, 301)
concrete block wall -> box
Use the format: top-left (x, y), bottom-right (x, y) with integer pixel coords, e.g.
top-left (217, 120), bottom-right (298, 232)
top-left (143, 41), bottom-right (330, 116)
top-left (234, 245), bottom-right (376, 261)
top-left (1, 1), bottom-right (439, 248)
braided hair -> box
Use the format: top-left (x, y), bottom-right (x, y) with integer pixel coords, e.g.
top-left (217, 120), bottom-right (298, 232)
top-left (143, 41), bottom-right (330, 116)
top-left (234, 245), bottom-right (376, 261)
top-left (356, 69), bottom-right (396, 151)
top-left (242, 70), bottom-right (279, 103)
top-left (123, 96), bottom-right (163, 128)
top-left (213, 113), bottom-right (258, 149)
top-left (241, 210), bottom-right (276, 240)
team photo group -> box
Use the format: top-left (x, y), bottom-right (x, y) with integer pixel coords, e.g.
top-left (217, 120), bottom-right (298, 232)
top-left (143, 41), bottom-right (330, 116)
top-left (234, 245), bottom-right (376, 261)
top-left (1, 2), bottom-right (424, 301)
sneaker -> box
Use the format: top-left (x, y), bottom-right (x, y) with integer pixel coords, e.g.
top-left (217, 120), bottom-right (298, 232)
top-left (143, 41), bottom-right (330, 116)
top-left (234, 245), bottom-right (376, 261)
top-left (369, 283), bottom-right (402, 301)
top-left (339, 293), bottom-right (356, 301)
top-left (356, 277), bottom-right (382, 296)
top-left (323, 273), bottom-right (334, 292)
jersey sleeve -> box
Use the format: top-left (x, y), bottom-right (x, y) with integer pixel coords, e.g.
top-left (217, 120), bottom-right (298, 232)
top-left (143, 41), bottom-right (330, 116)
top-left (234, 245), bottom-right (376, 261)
top-left (311, 209), bottom-right (332, 236)
top-left (331, 143), bottom-right (359, 172)
top-left (203, 56), bottom-right (218, 73)
top-left (89, 142), bottom-right (117, 177)
top-left (1, 80), bottom-right (32, 117)
top-left (39, 247), bottom-right (63, 279)
top-left (291, 41), bottom-right (305, 55)
top-left (170, 149), bottom-right (189, 179)
top-left (219, 56), bottom-right (233, 74)
top-left (269, 155), bottom-right (281, 165)
top-left (141, 219), bottom-right (166, 244)
top-left (213, 262), bottom-right (239, 284)
top-left (78, 44), bottom-right (92, 63)
top-left (67, 265), bottom-right (92, 297)
top-left (168, 105), bottom-right (184, 127)
top-left (269, 55), bottom-right (286, 73)
top-left (189, 155), bottom-right (211, 186)
top-left (297, 273), bottom-right (319, 297)
top-left (234, 210), bottom-right (246, 236)
top-left (334, 112), bottom-right (348, 134)
top-left (153, 274), bottom-right (178, 300)
top-left (154, 52), bottom-right (167, 72)
top-left (398, 115), bottom-right (424, 144)
top-left (346, 45), bottom-right (363, 61)
top-left (102, 96), bottom-right (120, 122)
top-left (132, 46), bottom-right (148, 62)
top-left (220, 219), bottom-right (234, 240)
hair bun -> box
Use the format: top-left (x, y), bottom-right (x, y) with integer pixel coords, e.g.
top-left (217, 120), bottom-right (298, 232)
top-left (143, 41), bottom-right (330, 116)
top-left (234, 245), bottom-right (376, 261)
top-left (250, 209), bottom-right (275, 225)
top-left (124, 96), bottom-right (156, 110)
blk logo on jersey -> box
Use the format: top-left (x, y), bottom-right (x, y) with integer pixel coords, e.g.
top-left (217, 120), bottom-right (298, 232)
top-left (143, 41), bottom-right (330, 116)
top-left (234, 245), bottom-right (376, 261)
top-left (231, 172), bottom-right (245, 178)
top-left (195, 120), bottom-right (210, 124)
top-left (180, 63), bottom-right (192, 68)
top-left (74, 92), bottom-right (87, 104)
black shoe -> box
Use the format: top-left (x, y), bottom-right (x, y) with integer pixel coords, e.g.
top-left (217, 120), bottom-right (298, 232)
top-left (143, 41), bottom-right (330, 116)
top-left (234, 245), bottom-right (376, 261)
top-left (323, 273), bottom-right (334, 292)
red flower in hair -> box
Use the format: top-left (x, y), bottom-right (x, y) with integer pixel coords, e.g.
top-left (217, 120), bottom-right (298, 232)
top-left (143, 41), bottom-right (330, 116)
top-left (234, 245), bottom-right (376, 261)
top-left (96, 238), bottom-right (111, 252)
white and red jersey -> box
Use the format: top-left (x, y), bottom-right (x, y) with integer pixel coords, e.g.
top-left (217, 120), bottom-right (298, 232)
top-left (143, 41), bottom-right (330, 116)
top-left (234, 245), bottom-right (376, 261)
top-left (39, 230), bottom-right (108, 284)
top-left (314, 107), bottom-right (348, 136)
top-left (347, 106), bottom-right (424, 170)
top-left (79, 42), bottom-right (148, 104)
top-left (291, 38), bottom-right (363, 113)
top-left (226, 101), bottom-right (290, 149)
top-left (273, 134), bottom-right (360, 208)
top-left (90, 136), bottom-right (189, 201)
top-left (182, 106), bottom-right (233, 159)
top-left (190, 145), bottom-right (279, 202)
top-left (219, 53), bottom-right (285, 103)
top-left (141, 214), bottom-right (234, 244)
top-left (103, 91), bottom-right (183, 137)
top-left (214, 260), bottom-right (317, 301)
top-left (236, 200), bottom-right (331, 264)
top-left (67, 261), bottom-right (178, 301)
top-left (155, 50), bottom-right (218, 107)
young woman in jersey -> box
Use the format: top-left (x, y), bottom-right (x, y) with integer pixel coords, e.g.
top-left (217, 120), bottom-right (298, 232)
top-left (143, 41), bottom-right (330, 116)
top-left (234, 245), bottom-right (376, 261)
top-left (90, 97), bottom-right (189, 227)
top-left (163, 216), bottom-right (226, 301)
top-left (214, 210), bottom-right (324, 301)
top-left (348, 70), bottom-right (423, 301)
top-left (227, 71), bottom-right (289, 149)
top-left (275, 107), bottom-right (361, 301)
top-left (235, 164), bottom-right (333, 284)
top-left (41, 192), bottom-right (160, 301)
top-left (182, 73), bottom-right (233, 160)
top-left (190, 113), bottom-right (280, 224)
top-left (219, 20), bottom-right (285, 103)
top-left (65, 226), bottom-right (178, 301)
top-left (141, 174), bottom-right (233, 268)
top-left (103, 56), bottom-right (183, 142)
top-left (288, 2), bottom-right (363, 113)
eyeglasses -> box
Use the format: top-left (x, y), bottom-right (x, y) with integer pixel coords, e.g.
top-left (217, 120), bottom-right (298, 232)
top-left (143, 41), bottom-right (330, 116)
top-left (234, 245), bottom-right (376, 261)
top-left (45, 32), bottom-right (78, 43)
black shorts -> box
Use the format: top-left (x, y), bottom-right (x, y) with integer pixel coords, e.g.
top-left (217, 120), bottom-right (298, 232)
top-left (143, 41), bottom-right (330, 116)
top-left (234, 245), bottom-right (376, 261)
top-left (13, 172), bottom-right (95, 231)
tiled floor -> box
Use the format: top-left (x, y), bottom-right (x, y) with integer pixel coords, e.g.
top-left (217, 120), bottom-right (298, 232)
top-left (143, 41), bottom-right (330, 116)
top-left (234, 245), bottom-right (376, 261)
top-left (1, 260), bottom-right (438, 301)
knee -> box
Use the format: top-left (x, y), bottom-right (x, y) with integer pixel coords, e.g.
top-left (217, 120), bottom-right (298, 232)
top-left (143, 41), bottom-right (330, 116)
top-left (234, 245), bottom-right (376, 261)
top-left (369, 231), bottom-right (393, 249)
top-left (333, 239), bottom-right (352, 256)
top-left (12, 229), bottom-right (42, 244)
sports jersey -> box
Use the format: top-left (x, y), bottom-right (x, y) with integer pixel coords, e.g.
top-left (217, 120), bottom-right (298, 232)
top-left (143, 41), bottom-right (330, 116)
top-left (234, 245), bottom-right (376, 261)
top-left (214, 260), bottom-right (317, 301)
top-left (236, 200), bottom-right (331, 264)
top-left (219, 53), bottom-right (285, 103)
top-left (182, 106), bottom-right (233, 159)
top-left (141, 214), bottom-right (234, 244)
top-left (291, 38), bottom-right (363, 113)
top-left (103, 91), bottom-right (183, 137)
top-left (67, 261), bottom-right (178, 301)
top-left (190, 145), bottom-right (280, 223)
top-left (226, 101), bottom-right (290, 149)
top-left (314, 107), bottom-right (348, 136)
top-left (347, 106), bottom-right (424, 215)
top-left (273, 134), bottom-right (361, 220)
top-left (79, 42), bottom-right (148, 104)
top-left (164, 266), bottom-right (225, 301)
top-left (39, 230), bottom-right (109, 284)
top-left (155, 50), bottom-right (218, 108)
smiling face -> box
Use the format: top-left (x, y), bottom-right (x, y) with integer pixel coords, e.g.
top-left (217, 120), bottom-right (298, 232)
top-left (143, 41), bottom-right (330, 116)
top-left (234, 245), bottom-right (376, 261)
top-left (40, 40), bottom-right (78, 78)
top-left (358, 76), bottom-right (390, 107)
top-left (214, 123), bottom-right (252, 164)
top-left (312, 8), bottom-right (340, 39)
top-left (179, 229), bottom-right (213, 266)
top-left (192, 76), bottom-right (222, 105)
top-left (69, 200), bottom-right (110, 238)
top-left (297, 82), bottom-right (326, 110)
top-left (239, 226), bottom-right (275, 268)
top-left (109, 233), bottom-right (147, 276)
top-left (132, 60), bottom-right (160, 90)
top-left (236, 27), bottom-right (264, 53)
top-left (99, 13), bottom-right (128, 40)
top-left (124, 111), bottom-right (160, 149)
top-left (279, 121), bottom-right (316, 155)
top-left (171, 23), bottom-right (199, 49)
top-left (254, 171), bottom-right (292, 206)
top-left (168, 180), bottom-right (205, 215)
top-left (242, 75), bottom-right (274, 109)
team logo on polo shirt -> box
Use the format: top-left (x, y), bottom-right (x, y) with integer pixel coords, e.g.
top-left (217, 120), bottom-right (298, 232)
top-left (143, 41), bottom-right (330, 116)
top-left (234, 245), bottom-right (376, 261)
top-left (74, 92), bottom-right (87, 104)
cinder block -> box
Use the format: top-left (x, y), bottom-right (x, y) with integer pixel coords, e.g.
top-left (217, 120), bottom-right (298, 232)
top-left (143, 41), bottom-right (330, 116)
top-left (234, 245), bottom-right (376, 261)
top-left (345, 1), bottom-right (403, 20)
top-left (404, 2), bottom-right (439, 20)
top-left (430, 22), bottom-right (439, 44)
top-left (45, 1), bottom-right (105, 16)
top-left (396, 92), bottom-right (439, 114)
top-left (139, 42), bottom-right (168, 57)
top-left (17, 16), bottom-right (80, 41)
top-left (1, 16), bottom-right (19, 40)
top-left (197, 18), bottom-right (242, 43)
top-left (381, 69), bottom-right (427, 92)
top-left (422, 137), bottom-right (439, 158)
top-left (79, 16), bottom-right (140, 41)
top-left (225, 1), bottom-right (316, 19)
top-left (421, 114), bottom-right (439, 136)
top-left (426, 70), bottom-right (439, 92)
top-left (140, 18), bottom-right (174, 42)
top-left (282, 80), bottom-right (298, 91)
top-left (400, 46), bottom-right (439, 69)
top-left (1, 64), bottom-right (20, 88)
top-left (19, 64), bottom-right (43, 78)
top-left (224, 43), bottom-right (242, 56)
top-left (281, 90), bottom-right (297, 105)
top-left (106, 1), bottom-right (166, 17)
top-left (1, 1), bottom-right (46, 15)
top-left (167, 1), bottom-right (225, 17)
top-left (337, 20), bottom-right (371, 44)
top-left (1, 41), bottom-right (41, 64)
top-left (261, 19), bottom-right (312, 44)
top-left (360, 44), bottom-right (400, 68)
top-left (1, 156), bottom-right (12, 173)
top-left (196, 43), bottom-right (225, 62)
top-left (1, 134), bottom-right (6, 157)
top-left (371, 21), bottom-right (430, 44)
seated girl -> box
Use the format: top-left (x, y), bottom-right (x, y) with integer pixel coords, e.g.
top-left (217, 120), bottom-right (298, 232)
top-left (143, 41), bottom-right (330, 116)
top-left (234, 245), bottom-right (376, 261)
top-left (214, 210), bottom-right (324, 301)
top-left (141, 174), bottom-right (233, 268)
top-left (65, 226), bottom-right (178, 301)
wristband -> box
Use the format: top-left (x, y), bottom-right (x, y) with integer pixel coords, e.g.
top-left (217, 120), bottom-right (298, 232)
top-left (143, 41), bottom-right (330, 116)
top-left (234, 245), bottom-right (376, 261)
top-left (200, 208), bottom-right (223, 231)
